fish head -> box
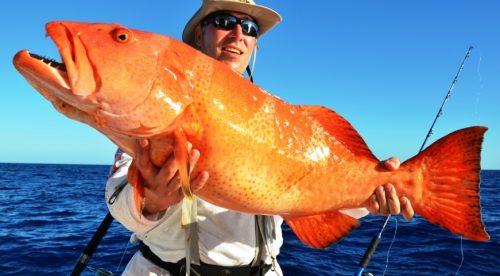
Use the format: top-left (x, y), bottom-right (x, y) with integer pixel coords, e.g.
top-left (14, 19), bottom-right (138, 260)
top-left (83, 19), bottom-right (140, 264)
top-left (13, 21), bottom-right (196, 137)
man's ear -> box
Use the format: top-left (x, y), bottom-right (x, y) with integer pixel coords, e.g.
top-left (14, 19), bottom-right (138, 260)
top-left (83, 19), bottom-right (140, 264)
top-left (194, 25), bottom-right (202, 48)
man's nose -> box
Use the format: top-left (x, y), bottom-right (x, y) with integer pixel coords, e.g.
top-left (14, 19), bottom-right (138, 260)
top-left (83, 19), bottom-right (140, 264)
top-left (229, 23), bottom-right (244, 39)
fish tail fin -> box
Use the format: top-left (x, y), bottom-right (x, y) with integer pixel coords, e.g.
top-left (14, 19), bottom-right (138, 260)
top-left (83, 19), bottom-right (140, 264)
top-left (285, 211), bottom-right (360, 249)
top-left (127, 160), bottom-right (145, 217)
top-left (403, 126), bottom-right (489, 241)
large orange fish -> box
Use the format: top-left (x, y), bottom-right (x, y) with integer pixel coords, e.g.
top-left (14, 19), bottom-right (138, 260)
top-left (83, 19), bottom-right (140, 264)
top-left (13, 21), bottom-right (489, 248)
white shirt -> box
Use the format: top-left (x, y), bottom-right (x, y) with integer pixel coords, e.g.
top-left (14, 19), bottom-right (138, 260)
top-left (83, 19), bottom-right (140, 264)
top-left (105, 151), bottom-right (284, 274)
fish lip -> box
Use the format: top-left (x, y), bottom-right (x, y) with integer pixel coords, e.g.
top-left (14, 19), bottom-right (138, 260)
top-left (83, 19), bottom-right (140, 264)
top-left (13, 23), bottom-right (73, 90)
top-left (12, 21), bottom-right (98, 113)
top-left (46, 21), bottom-right (95, 96)
top-left (13, 50), bottom-right (71, 92)
top-left (46, 22), bottom-right (74, 77)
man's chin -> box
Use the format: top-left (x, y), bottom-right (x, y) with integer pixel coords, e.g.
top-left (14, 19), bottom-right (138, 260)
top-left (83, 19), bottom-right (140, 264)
top-left (220, 59), bottom-right (246, 74)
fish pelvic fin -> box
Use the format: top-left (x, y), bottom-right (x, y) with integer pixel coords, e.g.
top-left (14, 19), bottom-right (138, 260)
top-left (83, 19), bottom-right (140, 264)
top-left (127, 160), bottom-right (145, 217)
top-left (284, 211), bottom-right (360, 249)
top-left (298, 105), bottom-right (378, 161)
top-left (404, 126), bottom-right (489, 241)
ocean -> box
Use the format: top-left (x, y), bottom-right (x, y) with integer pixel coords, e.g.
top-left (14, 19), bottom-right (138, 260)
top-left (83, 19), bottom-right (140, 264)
top-left (0, 163), bottom-right (498, 275)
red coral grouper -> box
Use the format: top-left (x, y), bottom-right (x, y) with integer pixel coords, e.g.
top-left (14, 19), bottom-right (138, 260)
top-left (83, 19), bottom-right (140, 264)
top-left (13, 21), bottom-right (489, 248)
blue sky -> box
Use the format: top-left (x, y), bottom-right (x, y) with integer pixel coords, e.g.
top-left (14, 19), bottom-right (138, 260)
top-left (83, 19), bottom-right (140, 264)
top-left (1, 1), bottom-right (498, 169)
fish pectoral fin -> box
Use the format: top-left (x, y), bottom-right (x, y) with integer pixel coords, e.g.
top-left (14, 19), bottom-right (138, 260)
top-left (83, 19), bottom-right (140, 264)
top-left (173, 129), bottom-right (192, 198)
top-left (173, 129), bottom-right (198, 226)
top-left (284, 211), bottom-right (360, 249)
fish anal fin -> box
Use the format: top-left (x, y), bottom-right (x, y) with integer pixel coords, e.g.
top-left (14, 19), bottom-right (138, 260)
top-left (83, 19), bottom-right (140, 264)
top-left (298, 105), bottom-right (378, 161)
top-left (284, 211), bottom-right (360, 249)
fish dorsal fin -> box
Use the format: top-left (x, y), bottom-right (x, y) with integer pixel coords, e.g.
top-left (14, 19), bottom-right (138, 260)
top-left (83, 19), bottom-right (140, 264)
top-left (298, 105), bottom-right (378, 161)
top-left (284, 211), bottom-right (360, 248)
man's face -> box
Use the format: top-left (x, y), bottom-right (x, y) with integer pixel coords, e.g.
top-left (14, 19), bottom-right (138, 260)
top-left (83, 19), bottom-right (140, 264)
top-left (195, 12), bottom-right (257, 74)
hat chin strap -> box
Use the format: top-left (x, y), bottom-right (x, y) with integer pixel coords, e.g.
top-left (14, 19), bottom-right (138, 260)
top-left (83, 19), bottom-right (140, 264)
top-left (246, 44), bottom-right (258, 83)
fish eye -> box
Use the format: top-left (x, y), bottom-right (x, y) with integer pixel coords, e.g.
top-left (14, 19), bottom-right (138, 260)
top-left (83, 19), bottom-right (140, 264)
top-left (113, 28), bottom-right (132, 43)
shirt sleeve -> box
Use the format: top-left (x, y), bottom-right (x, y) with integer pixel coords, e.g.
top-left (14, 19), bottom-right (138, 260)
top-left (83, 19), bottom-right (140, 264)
top-left (340, 208), bottom-right (370, 219)
top-left (105, 149), bottom-right (169, 235)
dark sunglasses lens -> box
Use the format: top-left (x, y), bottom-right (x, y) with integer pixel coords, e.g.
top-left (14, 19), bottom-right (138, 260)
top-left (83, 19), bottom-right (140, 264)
top-left (209, 15), bottom-right (259, 37)
top-left (241, 20), bottom-right (259, 37)
top-left (214, 15), bottom-right (237, 30)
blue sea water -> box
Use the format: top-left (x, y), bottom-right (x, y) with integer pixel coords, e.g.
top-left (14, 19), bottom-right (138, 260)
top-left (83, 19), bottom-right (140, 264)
top-left (0, 163), bottom-right (498, 275)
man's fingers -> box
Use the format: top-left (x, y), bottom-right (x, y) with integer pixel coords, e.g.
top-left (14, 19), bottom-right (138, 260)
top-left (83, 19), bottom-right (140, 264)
top-left (374, 184), bottom-right (401, 215)
top-left (384, 157), bottom-right (400, 171)
top-left (192, 171), bottom-right (209, 192)
top-left (189, 149), bottom-right (201, 173)
top-left (165, 171), bottom-right (182, 191)
top-left (385, 184), bottom-right (401, 215)
top-left (164, 170), bottom-right (208, 197)
top-left (369, 183), bottom-right (414, 221)
top-left (157, 153), bottom-right (179, 184)
top-left (134, 139), bottom-right (150, 167)
top-left (367, 194), bottom-right (379, 214)
top-left (134, 139), bottom-right (157, 185)
top-left (157, 145), bottom-right (197, 180)
top-left (375, 186), bottom-right (389, 215)
top-left (158, 148), bottom-right (202, 192)
top-left (400, 197), bottom-right (415, 221)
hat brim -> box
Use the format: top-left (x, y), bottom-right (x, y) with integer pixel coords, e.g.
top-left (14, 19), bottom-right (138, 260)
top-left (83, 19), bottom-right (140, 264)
top-left (182, 1), bottom-right (281, 46)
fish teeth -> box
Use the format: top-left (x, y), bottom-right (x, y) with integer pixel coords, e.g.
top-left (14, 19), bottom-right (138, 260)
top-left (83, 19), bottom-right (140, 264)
top-left (29, 52), bottom-right (66, 71)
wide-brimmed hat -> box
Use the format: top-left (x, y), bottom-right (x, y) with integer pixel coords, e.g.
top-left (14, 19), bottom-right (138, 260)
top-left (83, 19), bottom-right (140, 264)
top-left (182, 0), bottom-right (282, 46)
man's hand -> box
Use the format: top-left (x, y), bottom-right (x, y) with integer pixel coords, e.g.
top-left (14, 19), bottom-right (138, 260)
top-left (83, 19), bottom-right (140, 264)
top-left (367, 157), bottom-right (414, 221)
top-left (133, 139), bottom-right (209, 215)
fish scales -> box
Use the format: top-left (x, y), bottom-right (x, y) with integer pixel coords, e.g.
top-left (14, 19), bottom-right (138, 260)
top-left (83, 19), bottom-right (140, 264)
top-left (13, 21), bottom-right (489, 248)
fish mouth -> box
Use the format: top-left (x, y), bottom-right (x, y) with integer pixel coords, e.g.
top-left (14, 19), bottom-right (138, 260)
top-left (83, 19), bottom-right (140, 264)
top-left (13, 49), bottom-right (72, 102)
top-left (13, 21), bottom-right (97, 111)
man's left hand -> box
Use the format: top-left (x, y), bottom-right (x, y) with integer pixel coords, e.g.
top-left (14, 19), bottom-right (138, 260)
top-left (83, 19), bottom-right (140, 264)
top-left (367, 157), bottom-right (414, 221)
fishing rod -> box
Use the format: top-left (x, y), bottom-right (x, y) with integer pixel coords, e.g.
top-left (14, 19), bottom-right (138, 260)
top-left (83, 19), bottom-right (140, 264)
top-left (71, 177), bottom-right (130, 275)
top-left (71, 212), bottom-right (114, 275)
top-left (354, 46), bottom-right (474, 276)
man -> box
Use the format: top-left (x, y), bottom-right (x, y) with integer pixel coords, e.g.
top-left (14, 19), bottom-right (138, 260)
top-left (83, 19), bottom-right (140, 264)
top-left (106, 1), bottom-right (414, 275)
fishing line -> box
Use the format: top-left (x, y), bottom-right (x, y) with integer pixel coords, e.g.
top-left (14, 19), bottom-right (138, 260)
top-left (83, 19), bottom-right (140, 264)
top-left (87, 266), bottom-right (114, 275)
top-left (455, 237), bottom-right (465, 275)
top-left (246, 44), bottom-right (259, 82)
top-left (354, 46), bottom-right (474, 276)
top-left (115, 238), bottom-right (133, 275)
top-left (381, 217), bottom-right (398, 276)
top-left (454, 51), bottom-right (484, 276)
top-left (474, 54), bottom-right (483, 122)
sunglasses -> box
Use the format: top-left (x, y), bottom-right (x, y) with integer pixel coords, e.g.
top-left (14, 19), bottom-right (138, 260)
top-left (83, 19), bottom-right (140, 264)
top-left (202, 14), bottom-right (259, 37)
